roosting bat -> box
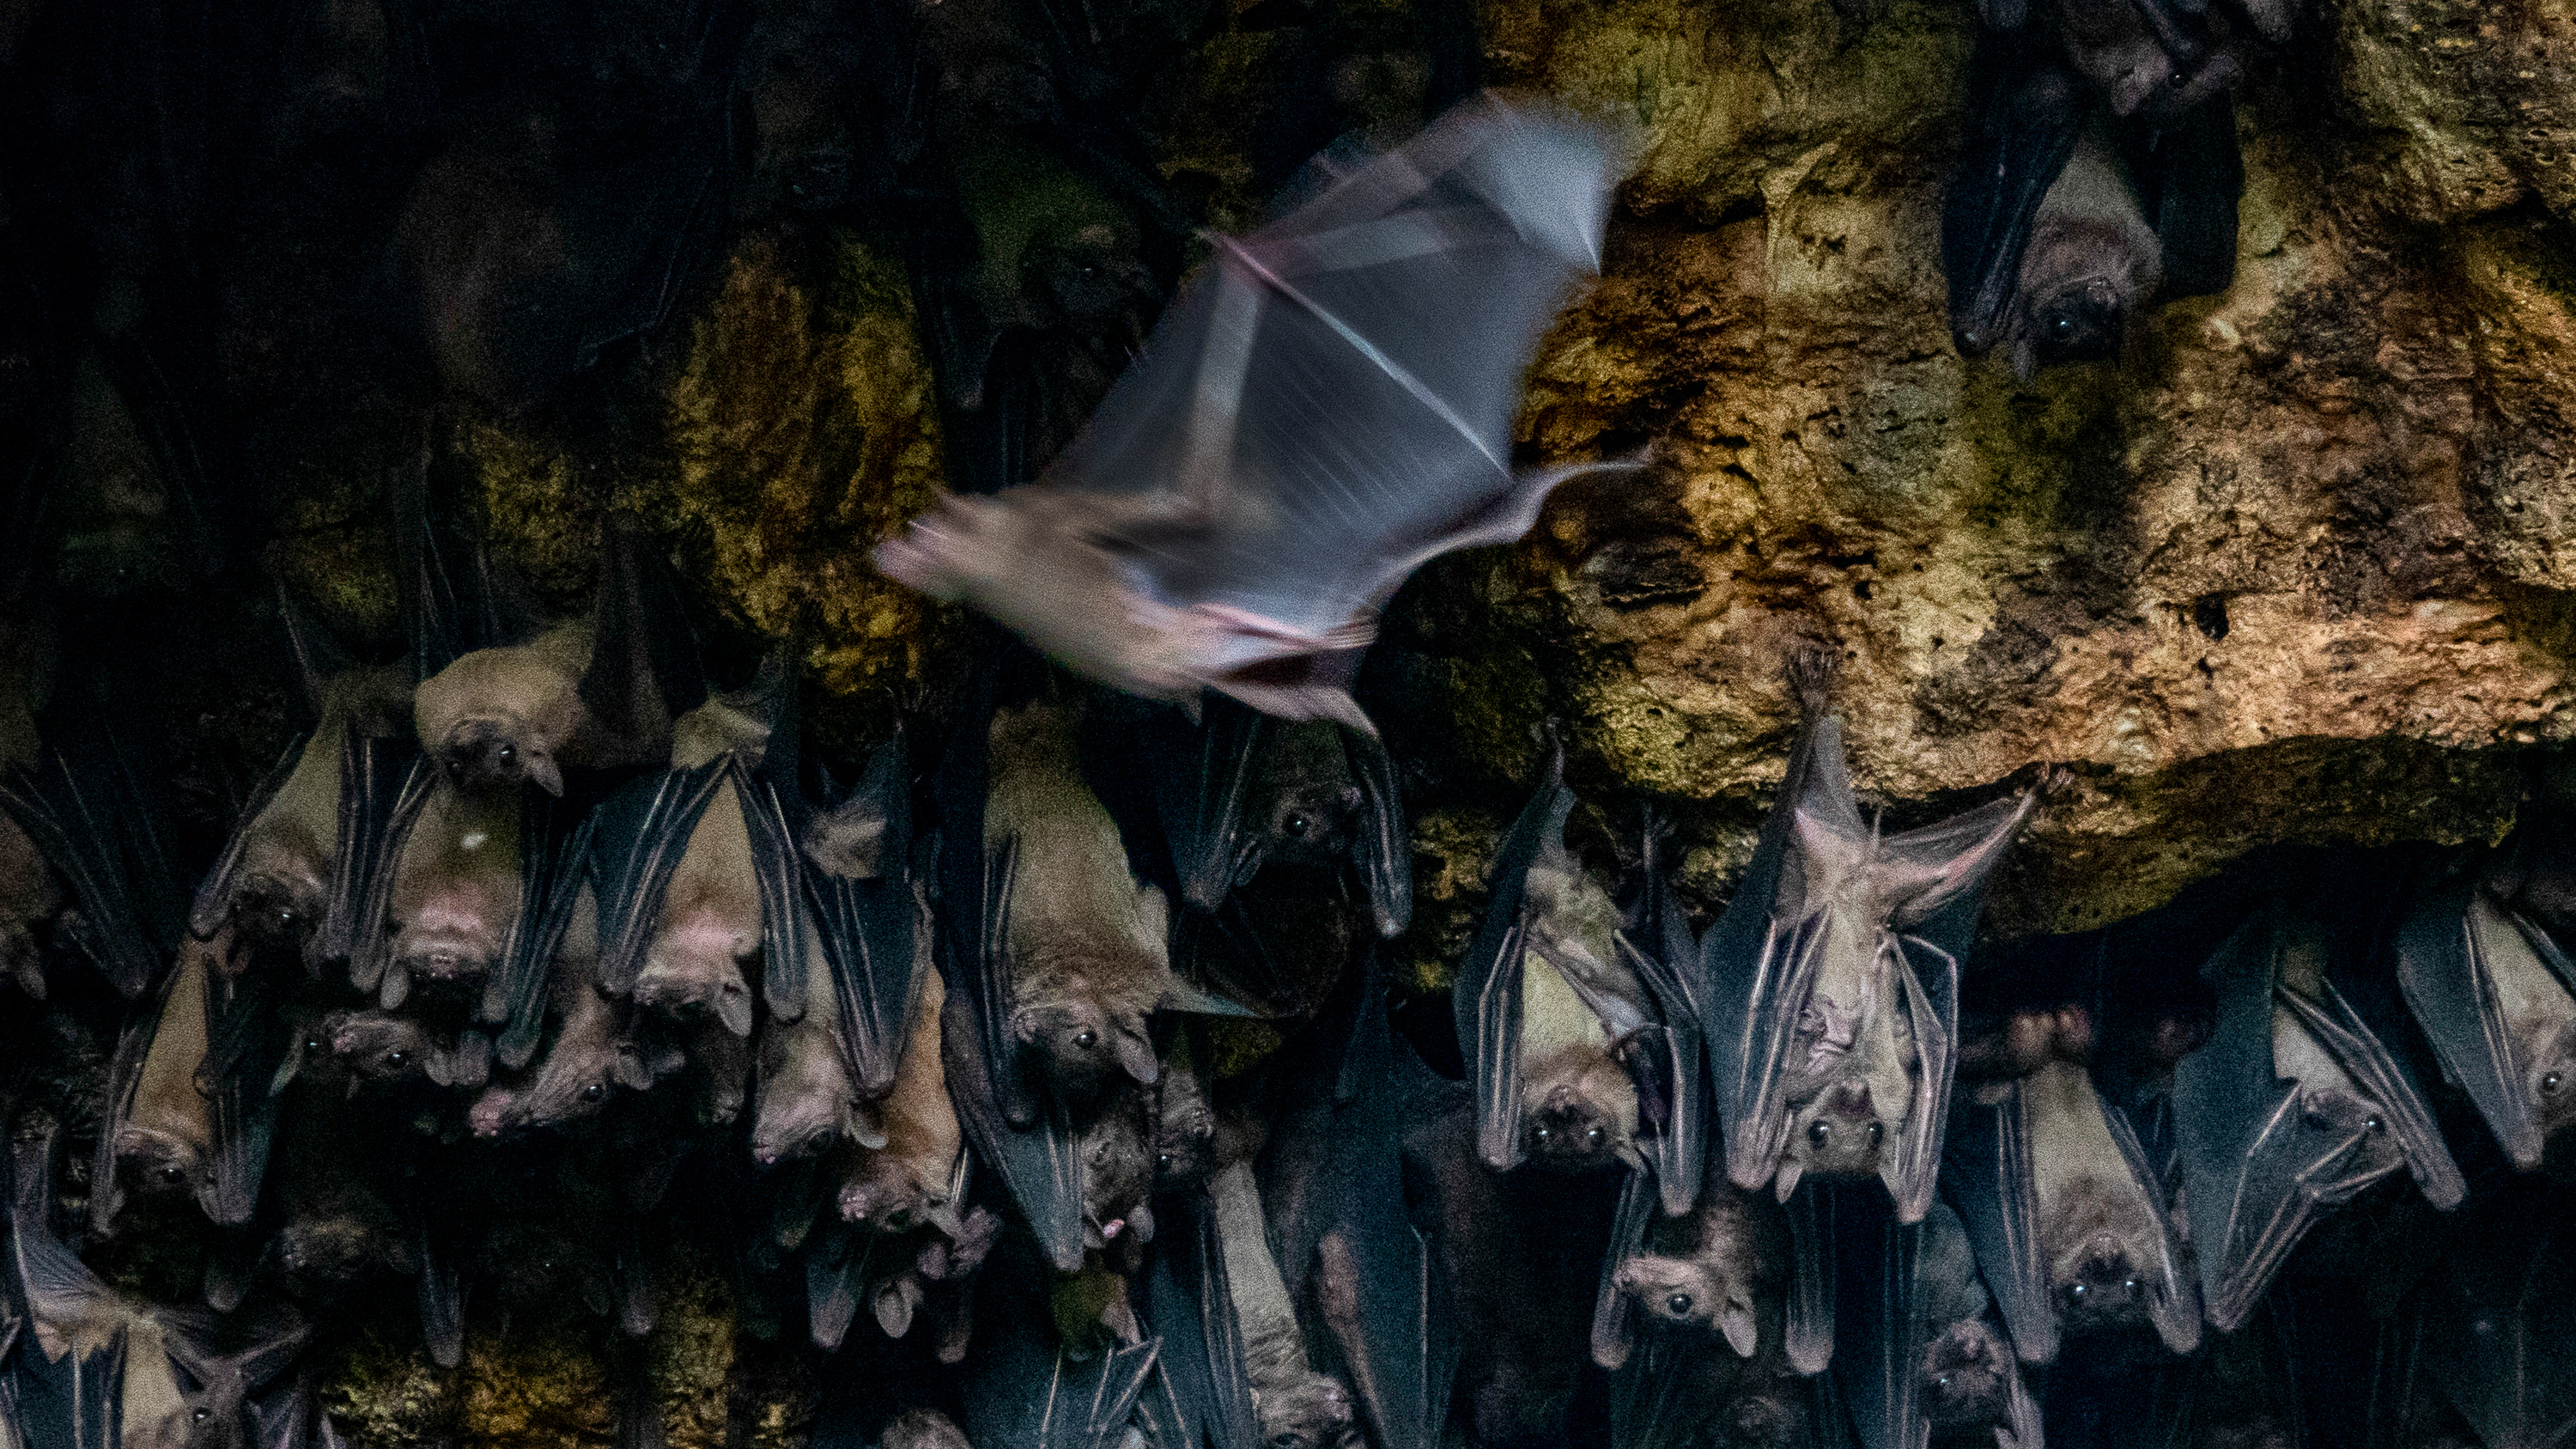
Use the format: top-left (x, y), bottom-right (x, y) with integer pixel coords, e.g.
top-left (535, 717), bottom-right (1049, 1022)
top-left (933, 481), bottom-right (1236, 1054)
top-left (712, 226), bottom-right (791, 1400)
top-left (1147, 696), bottom-right (1412, 940)
top-left (2395, 856), bottom-right (2576, 1173)
top-left (2170, 901), bottom-right (2464, 1332)
top-left (468, 886), bottom-right (686, 1138)
top-left (2417, 1180), bottom-right (2576, 1449)
top-left (1598, 1161), bottom-right (1784, 1369)
top-left (93, 936), bottom-right (281, 1229)
top-left (873, 93), bottom-right (1632, 733)
top-left (802, 736), bottom-right (928, 1105)
top-left (957, 1237), bottom-right (1163, 1449)
top-left (836, 925), bottom-right (966, 1234)
top-left (1942, 37), bottom-right (2243, 381)
top-left (1457, 746), bottom-right (1706, 1206)
top-left (1827, 1191), bottom-right (2042, 1449)
top-left (1204, 1160), bottom-right (1359, 1449)
top-left (1702, 715), bottom-right (2042, 1221)
top-left (1946, 1054), bottom-right (2199, 1366)
top-left (185, 587), bottom-right (412, 972)
top-left (9, 1131), bottom-right (312, 1449)
top-left (592, 659), bottom-right (805, 1040)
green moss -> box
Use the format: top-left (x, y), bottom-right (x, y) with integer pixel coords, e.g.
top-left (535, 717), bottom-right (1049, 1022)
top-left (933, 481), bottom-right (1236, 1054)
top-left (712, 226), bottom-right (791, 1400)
top-left (647, 1256), bottom-right (739, 1449)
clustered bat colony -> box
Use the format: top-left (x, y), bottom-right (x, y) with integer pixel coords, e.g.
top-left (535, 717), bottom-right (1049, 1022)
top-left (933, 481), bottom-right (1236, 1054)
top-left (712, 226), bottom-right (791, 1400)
top-left (2, 0), bottom-right (2570, 1446)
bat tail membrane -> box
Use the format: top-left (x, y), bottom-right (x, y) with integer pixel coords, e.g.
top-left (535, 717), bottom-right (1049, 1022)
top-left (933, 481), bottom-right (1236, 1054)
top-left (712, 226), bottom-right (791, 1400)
top-left (2397, 881), bottom-right (2545, 1172)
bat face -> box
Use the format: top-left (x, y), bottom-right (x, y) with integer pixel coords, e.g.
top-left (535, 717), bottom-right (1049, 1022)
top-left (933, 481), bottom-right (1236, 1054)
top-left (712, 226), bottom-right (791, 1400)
top-left (1614, 1253), bottom-right (1761, 1357)
top-left (467, 983), bottom-right (668, 1136)
top-left (320, 1011), bottom-right (437, 1087)
top-left (1013, 1001), bottom-right (1156, 1096)
top-left (410, 625), bottom-right (591, 796)
top-left (2004, 144), bottom-right (2162, 381)
top-left (1919, 1318), bottom-right (2012, 1428)
top-left (2026, 1058), bottom-right (2170, 1339)
top-left (1612, 1178), bottom-right (1780, 1361)
top-left (1520, 1056), bottom-right (1639, 1174)
top-left (1081, 1089), bottom-right (1156, 1256)
top-left (1256, 1371), bottom-right (1363, 1449)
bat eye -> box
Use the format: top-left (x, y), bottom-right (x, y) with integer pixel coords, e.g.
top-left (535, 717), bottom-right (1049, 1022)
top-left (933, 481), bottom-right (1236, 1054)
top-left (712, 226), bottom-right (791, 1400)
top-left (2365, 1113), bottom-right (2385, 1132)
top-left (583, 1083), bottom-right (606, 1102)
top-left (2069, 1282), bottom-right (2087, 1298)
top-left (1074, 1029), bottom-right (1097, 1050)
top-left (1533, 1125), bottom-right (1551, 1142)
top-left (1283, 813), bottom-right (1310, 838)
top-left (1666, 1293), bottom-right (1692, 1316)
top-left (2050, 316), bottom-right (2076, 340)
top-left (1937, 1375), bottom-right (1952, 1389)
top-left (1807, 1121), bottom-right (1830, 1148)
top-left (498, 744), bottom-right (516, 762)
top-left (1157, 1153), bottom-right (1173, 1170)
top-left (1865, 1122), bottom-right (1884, 1147)
top-left (194, 1409), bottom-right (210, 1422)
top-left (304, 1035), bottom-right (325, 1054)
top-left (159, 1165), bottom-right (185, 1185)
top-left (2546, 1072), bottom-right (2564, 1094)
top-left (276, 907), bottom-right (300, 929)
top-left (387, 1050), bottom-right (410, 1068)
top-left (1585, 1127), bottom-right (1603, 1147)
top-left (2124, 1277), bottom-right (2142, 1300)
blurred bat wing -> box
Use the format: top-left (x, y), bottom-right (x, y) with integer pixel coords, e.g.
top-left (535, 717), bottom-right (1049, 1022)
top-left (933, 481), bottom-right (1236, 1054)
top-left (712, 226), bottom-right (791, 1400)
top-left (1942, 1087), bottom-right (2056, 1367)
top-left (2397, 882), bottom-right (2557, 1173)
top-left (1456, 746), bottom-right (1572, 1170)
top-left (1039, 94), bottom-right (1621, 642)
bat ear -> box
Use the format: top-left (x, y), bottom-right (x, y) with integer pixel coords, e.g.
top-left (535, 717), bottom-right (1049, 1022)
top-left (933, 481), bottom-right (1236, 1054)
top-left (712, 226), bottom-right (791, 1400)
top-left (1114, 1021), bottom-right (1157, 1085)
top-left (1773, 1160), bottom-right (1802, 1202)
top-left (524, 751), bottom-right (563, 798)
top-left (610, 1054), bottom-right (653, 1091)
top-left (873, 1274), bottom-right (924, 1339)
top-left (716, 982), bottom-right (753, 1038)
top-left (1720, 1302), bottom-right (1759, 1358)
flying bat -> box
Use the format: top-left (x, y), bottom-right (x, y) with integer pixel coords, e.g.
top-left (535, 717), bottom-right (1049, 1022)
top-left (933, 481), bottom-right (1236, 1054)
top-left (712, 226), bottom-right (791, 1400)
top-left (1946, 1054), bottom-right (2200, 1365)
top-left (1456, 745), bottom-right (1708, 1206)
top-left (1701, 715), bottom-right (2042, 1222)
top-left (2169, 900), bottom-right (2465, 1332)
top-left (872, 92), bottom-right (1634, 733)
top-left (2394, 855), bottom-right (2576, 1174)
top-left (1942, 39), bottom-right (2243, 381)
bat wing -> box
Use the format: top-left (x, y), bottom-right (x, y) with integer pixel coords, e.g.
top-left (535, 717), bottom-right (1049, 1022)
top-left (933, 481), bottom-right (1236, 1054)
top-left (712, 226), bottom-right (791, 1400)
top-left (1704, 719), bottom-right (1856, 1196)
top-left (417, 1225), bottom-right (463, 1370)
top-left (1346, 725), bottom-right (1413, 937)
top-left (1784, 1183), bottom-right (1835, 1376)
top-left (2098, 1087), bottom-right (2202, 1354)
top-left (8, 1140), bottom-right (126, 1449)
top-left (963, 1263), bottom-right (1161, 1449)
top-left (1941, 1087), bottom-right (2055, 1367)
top-left (574, 524), bottom-right (710, 773)
top-left (1882, 941), bottom-right (1959, 1224)
top-left (801, 739), bottom-right (921, 1098)
top-left (2123, 93), bottom-right (2241, 302)
top-left (2424, 1196), bottom-right (2576, 1449)
top-left (197, 959), bottom-right (287, 1226)
top-left (734, 760), bottom-right (813, 1025)
top-left (87, 973), bottom-right (171, 1233)
top-left (1829, 1188), bottom-right (1927, 1449)
top-left (2287, 975), bottom-right (2463, 1210)
top-left (494, 807), bottom-right (599, 1070)
top-left (2397, 881), bottom-right (2561, 1173)
top-left (185, 737), bottom-right (304, 943)
top-left (1940, 44), bottom-right (2087, 356)
top-left (1039, 93), bottom-right (1619, 642)
top-left (1454, 746), bottom-right (1567, 1171)
top-left (588, 760), bottom-right (730, 996)
top-left (1589, 1164), bottom-right (1659, 1369)
top-left (313, 733), bottom-right (420, 975)
top-left (1618, 807), bottom-right (1710, 1218)
top-left (1157, 696), bottom-right (1276, 915)
top-left (2170, 914), bottom-right (2406, 1333)
top-left (0, 707), bottom-right (183, 999)
top-left (1879, 784), bottom-right (2042, 965)
top-left (1139, 1189), bottom-right (1258, 1449)
top-left (343, 755), bottom-right (439, 995)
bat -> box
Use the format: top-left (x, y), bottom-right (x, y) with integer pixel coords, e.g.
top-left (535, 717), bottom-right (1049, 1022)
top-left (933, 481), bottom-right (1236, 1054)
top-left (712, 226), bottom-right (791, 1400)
top-left (1942, 38), bottom-right (2243, 381)
top-left (978, 697), bottom-right (1246, 1111)
top-left (410, 521), bottom-right (708, 798)
top-left (316, 1009), bottom-right (493, 1093)
top-left (1702, 714), bottom-right (2042, 1222)
top-left (1827, 1191), bottom-right (2043, 1449)
top-left (1975, 0), bottom-right (2242, 121)
top-left (592, 654), bottom-right (812, 1041)
top-left (1204, 1160), bottom-right (1358, 1449)
top-left (1599, 1163), bottom-right (1786, 1367)
top-left (1133, 1182), bottom-right (1259, 1449)
top-left (1149, 1027), bottom-right (1217, 1197)
top-left (1146, 692), bottom-right (1412, 941)
top-left (252, 1083), bottom-right (423, 1308)
top-left (2169, 900), bottom-right (2466, 1333)
top-left (1266, 956), bottom-right (1456, 1449)
top-left (467, 890), bottom-right (686, 1138)
top-left (1456, 744), bottom-right (1709, 1211)
top-left (872, 92), bottom-right (1633, 734)
top-left (1079, 1084), bottom-right (1159, 1267)
top-left (2394, 855), bottom-right (2576, 1173)
top-left (837, 926), bottom-right (967, 1234)
top-left (9, 1129), bottom-right (312, 1449)
top-left (185, 584), bottom-right (412, 973)
top-left (956, 1240), bottom-right (1163, 1449)
top-left (1946, 1055), bottom-right (2200, 1366)
top-left (92, 935), bottom-right (281, 1230)
top-left (751, 916), bottom-right (883, 1166)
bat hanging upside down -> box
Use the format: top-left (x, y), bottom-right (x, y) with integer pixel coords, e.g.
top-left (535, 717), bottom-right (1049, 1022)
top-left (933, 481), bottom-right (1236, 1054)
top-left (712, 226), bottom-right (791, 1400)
top-left (872, 92), bottom-right (1637, 730)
